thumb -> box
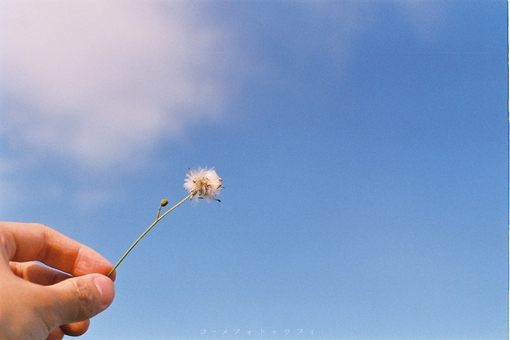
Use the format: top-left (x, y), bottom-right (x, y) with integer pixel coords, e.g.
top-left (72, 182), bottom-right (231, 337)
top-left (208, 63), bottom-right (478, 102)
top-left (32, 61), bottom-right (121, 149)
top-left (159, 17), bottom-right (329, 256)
top-left (44, 274), bottom-right (115, 327)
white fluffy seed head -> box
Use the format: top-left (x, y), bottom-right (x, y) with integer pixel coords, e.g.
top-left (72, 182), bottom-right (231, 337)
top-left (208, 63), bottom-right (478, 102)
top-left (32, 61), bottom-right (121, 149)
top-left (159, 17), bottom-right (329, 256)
top-left (184, 167), bottom-right (223, 201)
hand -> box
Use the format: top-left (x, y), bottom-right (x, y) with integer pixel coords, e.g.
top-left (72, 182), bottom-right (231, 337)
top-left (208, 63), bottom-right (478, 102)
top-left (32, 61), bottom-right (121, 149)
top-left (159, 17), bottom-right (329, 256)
top-left (0, 222), bottom-right (115, 340)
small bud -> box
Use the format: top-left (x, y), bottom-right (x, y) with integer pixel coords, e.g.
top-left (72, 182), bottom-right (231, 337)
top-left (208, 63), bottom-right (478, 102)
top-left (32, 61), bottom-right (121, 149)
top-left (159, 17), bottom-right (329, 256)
top-left (160, 198), bottom-right (169, 207)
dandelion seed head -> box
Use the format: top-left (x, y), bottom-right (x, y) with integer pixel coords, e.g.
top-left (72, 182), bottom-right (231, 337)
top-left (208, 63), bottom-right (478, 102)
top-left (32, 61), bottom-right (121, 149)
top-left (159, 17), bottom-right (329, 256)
top-left (184, 167), bottom-right (223, 201)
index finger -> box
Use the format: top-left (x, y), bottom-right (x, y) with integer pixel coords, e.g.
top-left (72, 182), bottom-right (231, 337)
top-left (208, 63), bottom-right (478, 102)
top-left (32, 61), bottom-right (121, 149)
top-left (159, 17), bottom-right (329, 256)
top-left (0, 222), bottom-right (113, 277)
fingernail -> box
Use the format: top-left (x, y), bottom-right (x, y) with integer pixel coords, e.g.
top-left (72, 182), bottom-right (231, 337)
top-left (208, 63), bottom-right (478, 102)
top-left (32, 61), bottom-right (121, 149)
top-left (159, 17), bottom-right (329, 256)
top-left (93, 275), bottom-right (115, 308)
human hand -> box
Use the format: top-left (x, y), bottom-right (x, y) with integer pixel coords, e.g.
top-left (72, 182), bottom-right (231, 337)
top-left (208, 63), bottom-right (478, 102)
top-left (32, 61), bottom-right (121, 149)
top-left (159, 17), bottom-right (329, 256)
top-left (0, 222), bottom-right (115, 340)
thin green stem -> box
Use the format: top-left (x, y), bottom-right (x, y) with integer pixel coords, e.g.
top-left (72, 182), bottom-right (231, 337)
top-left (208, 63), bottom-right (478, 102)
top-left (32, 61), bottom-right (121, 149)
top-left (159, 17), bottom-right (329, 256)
top-left (107, 192), bottom-right (194, 277)
top-left (156, 206), bottom-right (162, 220)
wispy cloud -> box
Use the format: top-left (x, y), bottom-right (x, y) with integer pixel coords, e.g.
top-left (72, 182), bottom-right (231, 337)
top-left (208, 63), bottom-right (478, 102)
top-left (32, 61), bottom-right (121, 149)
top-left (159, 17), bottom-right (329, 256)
top-left (0, 1), bottom-right (448, 213)
top-left (1, 1), bottom-right (238, 170)
top-left (392, 0), bottom-right (447, 40)
top-left (0, 1), bottom-right (446, 172)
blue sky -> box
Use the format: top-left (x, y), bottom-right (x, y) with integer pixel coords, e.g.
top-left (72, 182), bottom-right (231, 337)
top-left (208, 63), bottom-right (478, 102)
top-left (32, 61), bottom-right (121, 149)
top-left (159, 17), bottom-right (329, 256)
top-left (0, 1), bottom-right (507, 339)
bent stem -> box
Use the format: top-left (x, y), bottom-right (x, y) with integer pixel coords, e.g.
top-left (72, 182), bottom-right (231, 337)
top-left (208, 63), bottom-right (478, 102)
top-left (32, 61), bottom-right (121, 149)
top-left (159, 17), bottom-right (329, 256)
top-left (107, 191), bottom-right (195, 277)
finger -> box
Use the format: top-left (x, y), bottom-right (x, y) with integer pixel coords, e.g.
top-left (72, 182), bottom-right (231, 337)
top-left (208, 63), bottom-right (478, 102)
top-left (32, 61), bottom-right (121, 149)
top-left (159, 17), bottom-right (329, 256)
top-left (10, 261), bottom-right (71, 285)
top-left (0, 222), bottom-right (114, 277)
top-left (60, 320), bottom-right (90, 336)
top-left (43, 274), bottom-right (115, 327)
top-left (45, 327), bottom-right (64, 340)
top-left (10, 261), bottom-right (92, 337)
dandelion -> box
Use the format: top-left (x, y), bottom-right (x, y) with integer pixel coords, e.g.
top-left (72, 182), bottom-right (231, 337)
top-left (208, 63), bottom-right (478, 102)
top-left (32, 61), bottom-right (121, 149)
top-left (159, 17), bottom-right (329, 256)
top-left (184, 167), bottom-right (223, 201)
top-left (107, 167), bottom-right (222, 277)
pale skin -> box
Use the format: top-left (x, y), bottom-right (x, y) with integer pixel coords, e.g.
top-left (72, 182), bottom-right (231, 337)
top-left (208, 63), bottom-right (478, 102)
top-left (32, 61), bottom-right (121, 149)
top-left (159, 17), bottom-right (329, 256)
top-left (0, 222), bottom-right (116, 340)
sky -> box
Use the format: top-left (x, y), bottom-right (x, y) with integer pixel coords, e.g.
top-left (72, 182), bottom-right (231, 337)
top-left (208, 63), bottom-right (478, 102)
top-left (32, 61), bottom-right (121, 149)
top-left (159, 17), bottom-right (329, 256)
top-left (0, 1), bottom-right (508, 339)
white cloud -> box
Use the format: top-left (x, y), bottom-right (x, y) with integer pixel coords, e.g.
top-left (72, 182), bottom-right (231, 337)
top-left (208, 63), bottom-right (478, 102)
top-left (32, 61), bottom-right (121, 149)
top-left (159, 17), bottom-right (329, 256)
top-left (0, 1), bottom-right (447, 173)
top-left (0, 1), bottom-right (448, 214)
top-left (0, 1), bottom-right (237, 170)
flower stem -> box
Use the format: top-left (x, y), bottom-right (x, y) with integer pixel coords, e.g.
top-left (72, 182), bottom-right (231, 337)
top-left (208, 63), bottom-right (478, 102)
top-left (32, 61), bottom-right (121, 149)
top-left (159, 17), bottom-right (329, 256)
top-left (107, 192), bottom-right (195, 277)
